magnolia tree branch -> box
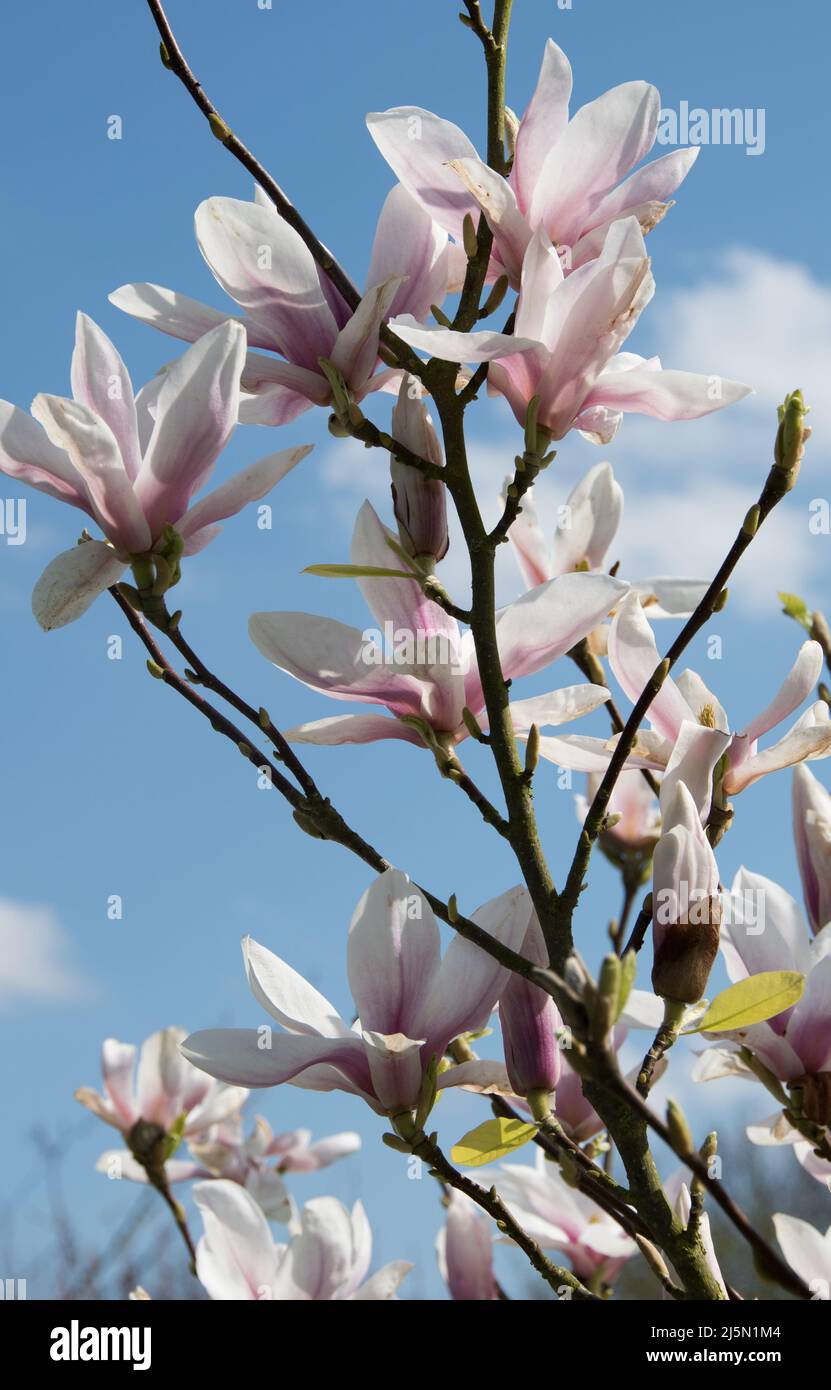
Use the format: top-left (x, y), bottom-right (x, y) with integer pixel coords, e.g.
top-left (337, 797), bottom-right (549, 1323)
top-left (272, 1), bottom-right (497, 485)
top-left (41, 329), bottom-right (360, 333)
top-left (143, 0), bottom-right (422, 376)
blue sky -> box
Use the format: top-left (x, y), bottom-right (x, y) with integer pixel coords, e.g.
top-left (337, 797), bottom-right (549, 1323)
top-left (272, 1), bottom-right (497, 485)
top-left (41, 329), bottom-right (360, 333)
top-left (1, 0), bottom-right (830, 1300)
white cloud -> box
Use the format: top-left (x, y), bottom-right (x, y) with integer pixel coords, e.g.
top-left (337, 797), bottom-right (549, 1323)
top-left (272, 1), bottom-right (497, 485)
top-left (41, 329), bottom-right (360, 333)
top-left (0, 899), bottom-right (93, 1008)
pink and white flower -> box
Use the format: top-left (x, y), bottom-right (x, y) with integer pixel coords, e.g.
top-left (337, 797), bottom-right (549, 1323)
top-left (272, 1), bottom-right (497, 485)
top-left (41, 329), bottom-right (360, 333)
top-left (0, 314), bottom-right (310, 629)
top-left (249, 498), bottom-right (626, 751)
top-left (194, 1181), bottom-right (411, 1300)
top-left (182, 868), bottom-right (532, 1115)
top-left (488, 1148), bottom-right (636, 1284)
top-left (111, 186), bottom-right (451, 426)
top-left (509, 463), bottom-right (708, 619)
top-left (367, 39), bottom-right (698, 285)
top-left (76, 1028), bottom-right (248, 1182)
top-left (545, 592), bottom-right (831, 795)
top-left (390, 220), bottom-right (751, 444)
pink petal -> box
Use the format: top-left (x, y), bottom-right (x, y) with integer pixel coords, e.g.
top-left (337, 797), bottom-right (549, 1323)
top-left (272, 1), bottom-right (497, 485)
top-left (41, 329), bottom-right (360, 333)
top-left (248, 611), bottom-right (432, 718)
top-left (347, 869), bottom-right (441, 1037)
top-left (71, 314), bottom-right (142, 482)
top-left (388, 314), bottom-right (538, 364)
top-left (31, 395), bottom-right (151, 553)
top-left (529, 81), bottom-right (659, 245)
top-left (367, 184), bottom-right (451, 320)
top-left (496, 570), bottom-right (628, 682)
top-left (743, 641), bottom-right (823, 742)
top-left (773, 1214), bottom-right (831, 1292)
top-left (194, 1179), bottom-right (277, 1300)
top-left (607, 591), bottom-right (695, 741)
top-left (101, 1039), bottom-right (138, 1128)
top-left (437, 1189), bottom-right (498, 1300)
top-left (550, 461), bottom-right (622, 574)
top-left (182, 1028), bottom-right (372, 1094)
top-left (32, 541), bottom-right (127, 631)
top-left (585, 365), bottom-right (753, 421)
top-left (725, 703), bottom-right (831, 795)
top-left (412, 885), bottom-right (532, 1052)
top-left (283, 713), bottom-right (423, 747)
top-left (242, 936), bottom-right (351, 1038)
top-left (331, 276), bottom-right (403, 392)
top-left (448, 157), bottom-right (531, 285)
top-left (511, 39), bottom-right (573, 214)
top-left (109, 281), bottom-right (273, 349)
top-left (507, 488), bottom-right (552, 589)
top-left (135, 320), bottom-right (246, 537)
top-left (0, 400), bottom-right (91, 509)
top-left (365, 106), bottom-right (480, 243)
top-left (178, 445), bottom-right (311, 538)
top-left (585, 147), bottom-right (700, 232)
top-left (195, 197), bottom-right (338, 369)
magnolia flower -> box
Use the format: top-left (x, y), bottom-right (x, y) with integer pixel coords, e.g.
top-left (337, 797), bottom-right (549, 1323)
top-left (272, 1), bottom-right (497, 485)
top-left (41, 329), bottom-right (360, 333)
top-left (390, 377), bottom-right (448, 563)
top-left (249, 498), bottom-right (626, 751)
top-left (111, 186), bottom-right (451, 426)
top-left (509, 463), bottom-right (708, 619)
top-left (0, 314), bottom-right (310, 629)
top-left (793, 764), bottom-right (831, 933)
top-left (489, 1149), bottom-right (636, 1283)
top-left (367, 39), bottom-right (698, 285)
top-left (390, 219), bottom-right (751, 443)
top-left (651, 782), bottom-right (721, 1003)
top-left (773, 1215), bottom-right (831, 1299)
top-left (694, 868), bottom-right (831, 1160)
top-left (76, 1028), bottom-right (248, 1182)
top-left (182, 868), bottom-right (532, 1115)
top-left (545, 592), bottom-right (831, 794)
top-left (194, 1181), bottom-right (411, 1301)
top-left (184, 1115), bottom-right (361, 1221)
top-left (436, 1190), bottom-right (499, 1301)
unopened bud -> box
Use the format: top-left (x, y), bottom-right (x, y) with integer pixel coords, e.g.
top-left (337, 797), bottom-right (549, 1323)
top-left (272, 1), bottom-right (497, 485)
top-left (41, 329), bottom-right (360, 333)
top-left (651, 897), bottom-right (721, 1004)
top-left (462, 213), bottom-right (479, 260)
top-left (666, 1097), bottom-right (694, 1156)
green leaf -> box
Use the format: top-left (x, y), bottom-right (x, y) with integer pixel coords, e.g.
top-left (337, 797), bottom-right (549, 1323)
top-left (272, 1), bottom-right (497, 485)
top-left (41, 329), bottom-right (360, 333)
top-left (778, 591), bottom-right (812, 632)
top-left (450, 1117), bottom-right (536, 1167)
top-left (303, 563), bottom-right (412, 580)
top-left (685, 971), bottom-right (805, 1035)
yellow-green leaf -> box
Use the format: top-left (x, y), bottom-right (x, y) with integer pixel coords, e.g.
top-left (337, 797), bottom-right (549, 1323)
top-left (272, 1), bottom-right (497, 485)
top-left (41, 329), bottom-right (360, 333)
top-left (450, 1117), bottom-right (536, 1167)
top-left (685, 971), bottom-right (805, 1035)
top-left (303, 563), bottom-right (411, 580)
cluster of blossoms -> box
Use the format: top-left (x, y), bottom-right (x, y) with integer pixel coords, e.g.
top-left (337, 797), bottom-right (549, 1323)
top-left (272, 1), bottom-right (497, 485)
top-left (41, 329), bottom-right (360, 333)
top-left (12, 22), bottom-right (831, 1301)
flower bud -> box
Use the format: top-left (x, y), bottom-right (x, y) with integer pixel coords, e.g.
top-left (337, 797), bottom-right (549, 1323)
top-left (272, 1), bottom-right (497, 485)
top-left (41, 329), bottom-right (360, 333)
top-left (651, 783), bottom-right (721, 1004)
top-left (499, 914), bottom-right (563, 1096)
top-left (390, 377), bottom-right (448, 563)
top-left (792, 764), bottom-right (831, 934)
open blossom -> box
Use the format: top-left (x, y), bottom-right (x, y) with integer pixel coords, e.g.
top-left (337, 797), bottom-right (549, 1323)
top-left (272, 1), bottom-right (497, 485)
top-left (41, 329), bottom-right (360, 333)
top-left (774, 1215), bottom-right (831, 1299)
top-left (368, 39), bottom-right (698, 286)
top-left (545, 591), bottom-right (831, 794)
top-left (182, 869), bottom-right (532, 1115)
top-left (0, 314), bottom-right (310, 629)
top-left (489, 1149), bottom-right (636, 1283)
top-left (194, 1181), bottom-right (411, 1301)
top-left (111, 186), bottom-right (451, 426)
top-left (184, 1115), bottom-right (361, 1221)
top-left (694, 868), bottom-right (831, 1168)
top-left (249, 497), bottom-right (625, 751)
top-left (509, 463), bottom-right (708, 620)
top-left (793, 764), bottom-right (831, 933)
top-left (651, 782), bottom-right (721, 1003)
top-left (390, 219), bottom-right (751, 444)
top-left (436, 1190), bottom-right (499, 1301)
top-left (75, 1029), bottom-right (248, 1180)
